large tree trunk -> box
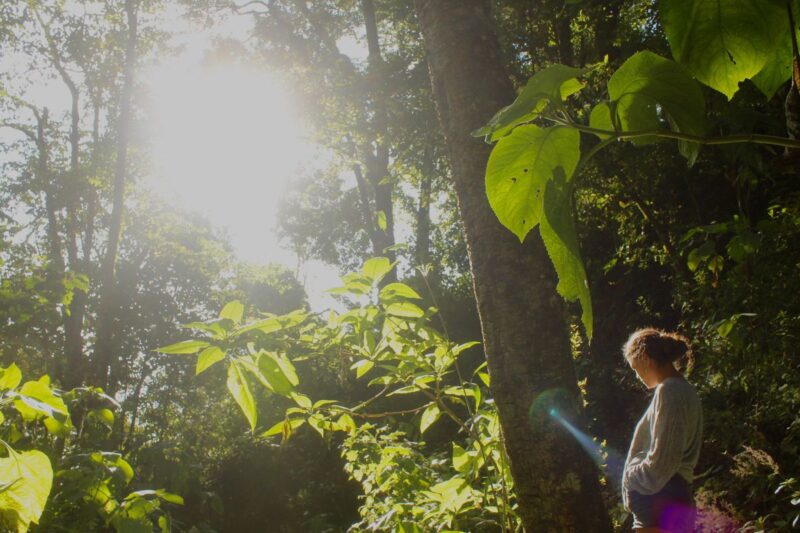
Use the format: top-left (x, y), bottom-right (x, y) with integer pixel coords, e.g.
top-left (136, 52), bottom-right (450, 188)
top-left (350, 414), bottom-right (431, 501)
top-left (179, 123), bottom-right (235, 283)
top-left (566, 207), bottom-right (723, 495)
top-left (95, 0), bottom-right (138, 392)
top-left (414, 1), bottom-right (611, 531)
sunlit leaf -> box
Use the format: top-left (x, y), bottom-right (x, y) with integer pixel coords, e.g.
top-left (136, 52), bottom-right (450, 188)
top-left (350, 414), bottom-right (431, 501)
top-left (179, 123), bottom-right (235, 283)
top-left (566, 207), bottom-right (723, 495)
top-left (157, 340), bottom-right (209, 355)
top-left (379, 282), bottom-right (422, 302)
top-left (539, 173), bottom-right (593, 339)
top-left (0, 365), bottom-right (22, 391)
top-left (349, 359), bottom-right (374, 379)
top-left (485, 125), bottom-right (580, 242)
top-left (227, 361), bottom-right (256, 431)
top-left (291, 392), bottom-right (312, 409)
top-left (384, 302), bottom-right (425, 318)
top-left (474, 64), bottom-right (587, 141)
top-left (362, 257), bottom-right (393, 283)
top-left (196, 346), bottom-right (226, 375)
top-left (602, 51), bottom-right (706, 162)
top-left (420, 403), bottom-right (440, 434)
top-left (661, 0), bottom-right (786, 99)
top-left (219, 300), bottom-right (244, 323)
top-left (0, 442), bottom-right (53, 532)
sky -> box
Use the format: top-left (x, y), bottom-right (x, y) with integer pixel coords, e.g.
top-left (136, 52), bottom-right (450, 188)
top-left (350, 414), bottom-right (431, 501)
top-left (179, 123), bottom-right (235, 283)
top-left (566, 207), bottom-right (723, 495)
top-left (1, 2), bottom-right (372, 313)
top-left (141, 6), bottom-right (373, 312)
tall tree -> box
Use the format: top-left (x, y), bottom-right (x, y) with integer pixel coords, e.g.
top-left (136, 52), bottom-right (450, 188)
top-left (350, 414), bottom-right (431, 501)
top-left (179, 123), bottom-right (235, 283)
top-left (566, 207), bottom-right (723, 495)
top-left (413, 1), bottom-right (611, 530)
top-left (95, 0), bottom-right (139, 392)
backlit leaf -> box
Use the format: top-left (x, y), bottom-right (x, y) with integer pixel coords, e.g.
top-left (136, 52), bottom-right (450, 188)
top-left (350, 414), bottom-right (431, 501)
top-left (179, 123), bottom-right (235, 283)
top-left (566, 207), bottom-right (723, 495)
top-left (227, 361), bottom-right (256, 431)
top-left (420, 403), bottom-right (440, 434)
top-left (0, 365), bottom-right (21, 391)
top-left (157, 340), bottom-right (209, 355)
top-left (539, 173), bottom-right (593, 339)
top-left (661, 0), bottom-right (785, 99)
top-left (362, 257), bottom-right (393, 283)
top-left (219, 300), bottom-right (244, 323)
top-left (0, 442), bottom-right (53, 532)
top-left (474, 65), bottom-right (587, 141)
top-left (485, 125), bottom-right (580, 242)
top-left (196, 346), bottom-right (226, 375)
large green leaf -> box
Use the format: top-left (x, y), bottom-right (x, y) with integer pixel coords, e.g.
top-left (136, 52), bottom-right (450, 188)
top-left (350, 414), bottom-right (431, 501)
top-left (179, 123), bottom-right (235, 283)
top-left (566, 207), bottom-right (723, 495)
top-left (13, 378), bottom-right (69, 427)
top-left (0, 443), bottom-right (53, 533)
top-left (597, 51), bottom-right (707, 163)
top-left (362, 257), bottom-right (393, 283)
top-left (219, 300), bottom-right (244, 324)
top-left (0, 365), bottom-right (21, 391)
top-left (751, 5), bottom-right (799, 100)
top-left (157, 340), bottom-right (209, 355)
top-left (255, 352), bottom-right (298, 395)
top-left (539, 173), bottom-right (593, 339)
top-left (195, 346), bottom-right (226, 375)
top-left (661, 0), bottom-right (786, 99)
top-left (485, 125), bottom-right (580, 242)
top-left (474, 65), bottom-right (587, 141)
top-left (227, 361), bottom-right (256, 431)
top-left (419, 403), bottom-right (440, 434)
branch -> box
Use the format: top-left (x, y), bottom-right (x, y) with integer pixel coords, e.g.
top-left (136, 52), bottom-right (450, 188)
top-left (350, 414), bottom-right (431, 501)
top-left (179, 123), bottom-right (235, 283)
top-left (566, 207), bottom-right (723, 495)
top-left (560, 121), bottom-right (800, 150)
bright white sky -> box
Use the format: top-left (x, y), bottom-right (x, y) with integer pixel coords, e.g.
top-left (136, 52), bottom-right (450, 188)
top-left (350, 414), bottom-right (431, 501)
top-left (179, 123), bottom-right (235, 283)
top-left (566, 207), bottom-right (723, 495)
top-left (0, 5), bottom-right (372, 312)
top-left (143, 9), bottom-right (370, 312)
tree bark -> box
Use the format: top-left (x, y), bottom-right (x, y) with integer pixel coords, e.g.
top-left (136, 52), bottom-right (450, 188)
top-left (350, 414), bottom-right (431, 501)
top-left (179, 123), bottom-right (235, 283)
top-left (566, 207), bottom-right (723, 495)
top-left (95, 0), bottom-right (138, 392)
top-left (415, 143), bottom-right (433, 268)
top-left (413, 1), bottom-right (612, 530)
top-left (360, 0), bottom-right (396, 281)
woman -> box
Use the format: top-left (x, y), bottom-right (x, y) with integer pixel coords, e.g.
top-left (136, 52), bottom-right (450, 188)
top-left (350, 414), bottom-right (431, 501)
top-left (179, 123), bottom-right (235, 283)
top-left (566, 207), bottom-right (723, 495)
top-left (622, 328), bottom-right (703, 533)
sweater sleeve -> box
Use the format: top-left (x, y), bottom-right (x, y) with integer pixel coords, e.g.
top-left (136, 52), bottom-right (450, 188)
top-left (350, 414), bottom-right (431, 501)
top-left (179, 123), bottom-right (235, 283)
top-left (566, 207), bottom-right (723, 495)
top-left (623, 384), bottom-right (687, 495)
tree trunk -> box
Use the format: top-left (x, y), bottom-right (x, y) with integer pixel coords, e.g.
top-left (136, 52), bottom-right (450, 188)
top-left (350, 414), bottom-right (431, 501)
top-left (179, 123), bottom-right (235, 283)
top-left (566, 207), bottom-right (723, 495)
top-left (413, 1), bottom-right (612, 530)
top-left (95, 0), bottom-right (138, 392)
top-left (415, 144), bottom-right (433, 268)
top-left (360, 0), bottom-right (396, 282)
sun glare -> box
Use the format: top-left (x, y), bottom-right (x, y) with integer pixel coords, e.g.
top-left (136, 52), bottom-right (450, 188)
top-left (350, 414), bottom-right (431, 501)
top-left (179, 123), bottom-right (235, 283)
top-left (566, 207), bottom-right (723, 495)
top-left (144, 59), bottom-right (342, 311)
top-left (147, 63), bottom-right (309, 258)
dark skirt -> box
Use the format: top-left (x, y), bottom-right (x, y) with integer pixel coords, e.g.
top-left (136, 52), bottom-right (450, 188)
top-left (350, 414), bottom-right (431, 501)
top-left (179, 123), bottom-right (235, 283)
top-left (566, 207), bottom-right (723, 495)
top-left (627, 474), bottom-right (696, 532)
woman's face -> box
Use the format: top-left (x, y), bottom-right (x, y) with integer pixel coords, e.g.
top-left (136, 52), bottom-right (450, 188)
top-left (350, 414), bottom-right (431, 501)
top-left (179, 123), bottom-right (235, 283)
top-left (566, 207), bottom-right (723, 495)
top-left (628, 355), bottom-right (658, 389)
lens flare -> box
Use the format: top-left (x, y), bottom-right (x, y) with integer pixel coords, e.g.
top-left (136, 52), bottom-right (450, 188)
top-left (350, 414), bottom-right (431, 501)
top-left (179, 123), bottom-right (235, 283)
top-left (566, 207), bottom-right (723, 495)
top-left (529, 388), bottom-right (624, 489)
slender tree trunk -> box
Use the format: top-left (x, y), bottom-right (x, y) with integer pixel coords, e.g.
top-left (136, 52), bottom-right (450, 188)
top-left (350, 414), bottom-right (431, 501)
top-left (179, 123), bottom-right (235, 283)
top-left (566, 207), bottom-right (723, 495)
top-left (414, 1), bottom-right (612, 530)
top-left (95, 0), bottom-right (138, 392)
top-left (360, 0), bottom-right (396, 282)
top-left (415, 144), bottom-right (433, 267)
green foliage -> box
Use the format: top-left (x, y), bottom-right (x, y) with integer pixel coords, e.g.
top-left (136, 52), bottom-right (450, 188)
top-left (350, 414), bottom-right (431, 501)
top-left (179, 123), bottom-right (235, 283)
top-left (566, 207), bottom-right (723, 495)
top-left (660, 0), bottom-right (788, 99)
top-left (0, 443), bottom-right (52, 533)
top-left (166, 258), bottom-right (520, 531)
top-left (0, 365), bottom-right (181, 532)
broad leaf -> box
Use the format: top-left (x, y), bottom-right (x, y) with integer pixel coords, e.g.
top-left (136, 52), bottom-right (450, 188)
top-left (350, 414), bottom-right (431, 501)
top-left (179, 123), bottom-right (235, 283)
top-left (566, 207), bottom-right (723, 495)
top-left (0, 365), bottom-right (21, 391)
top-left (227, 361), bottom-right (256, 431)
top-left (362, 257), bottom-right (393, 283)
top-left (157, 340), bottom-right (209, 355)
top-left (539, 173), bottom-right (593, 339)
top-left (475, 64), bottom-right (587, 141)
top-left (485, 125), bottom-right (580, 242)
top-left (196, 346), bottom-right (226, 375)
top-left (350, 359), bottom-right (374, 379)
top-left (0, 443), bottom-right (53, 533)
top-left (219, 301), bottom-right (244, 323)
top-left (603, 51), bottom-right (706, 162)
top-left (256, 352), bottom-right (298, 394)
top-left (379, 282), bottom-right (422, 301)
top-left (420, 403), bottom-right (440, 434)
top-left (751, 9), bottom-right (800, 100)
top-left (384, 301), bottom-right (425, 318)
top-left (661, 0), bottom-right (786, 99)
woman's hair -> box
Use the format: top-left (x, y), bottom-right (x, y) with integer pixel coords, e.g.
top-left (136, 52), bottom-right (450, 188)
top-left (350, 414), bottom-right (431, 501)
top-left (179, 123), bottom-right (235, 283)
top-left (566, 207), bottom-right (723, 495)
top-left (623, 328), bottom-right (693, 368)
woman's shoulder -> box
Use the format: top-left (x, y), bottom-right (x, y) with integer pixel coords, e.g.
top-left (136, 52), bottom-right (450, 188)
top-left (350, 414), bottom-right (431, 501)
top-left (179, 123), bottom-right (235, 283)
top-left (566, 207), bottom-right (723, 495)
top-left (657, 376), bottom-right (701, 406)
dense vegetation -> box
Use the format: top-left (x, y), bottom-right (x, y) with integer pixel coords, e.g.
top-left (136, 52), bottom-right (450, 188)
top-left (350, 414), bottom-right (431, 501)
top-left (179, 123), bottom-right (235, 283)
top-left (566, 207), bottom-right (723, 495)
top-left (1, 0), bottom-right (798, 531)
